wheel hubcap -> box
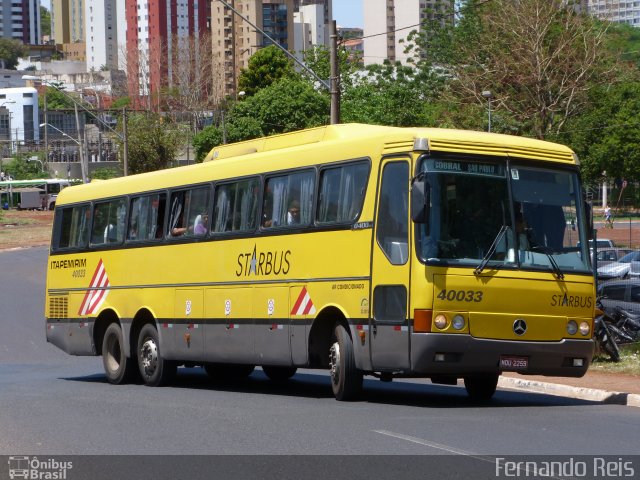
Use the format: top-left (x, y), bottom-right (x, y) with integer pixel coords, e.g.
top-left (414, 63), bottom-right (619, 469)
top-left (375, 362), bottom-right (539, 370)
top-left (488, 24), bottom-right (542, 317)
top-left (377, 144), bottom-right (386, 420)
top-left (329, 341), bottom-right (340, 385)
top-left (140, 338), bottom-right (158, 378)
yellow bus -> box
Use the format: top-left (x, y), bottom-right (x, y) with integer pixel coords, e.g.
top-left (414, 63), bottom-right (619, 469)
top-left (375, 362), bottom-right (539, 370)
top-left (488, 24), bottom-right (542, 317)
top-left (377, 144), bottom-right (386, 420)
top-left (45, 124), bottom-right (595, 400)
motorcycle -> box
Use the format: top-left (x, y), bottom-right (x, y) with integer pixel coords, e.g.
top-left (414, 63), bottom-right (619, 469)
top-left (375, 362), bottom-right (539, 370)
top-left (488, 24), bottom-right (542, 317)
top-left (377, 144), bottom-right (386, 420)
top-left (610, 307), bottom-right (640, 345)
top-left (594, 302), bottom-right (621, 362)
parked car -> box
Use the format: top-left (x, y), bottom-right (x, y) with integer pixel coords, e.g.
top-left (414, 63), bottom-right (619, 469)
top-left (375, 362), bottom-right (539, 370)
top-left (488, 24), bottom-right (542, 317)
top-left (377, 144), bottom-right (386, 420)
top-left (597, 250), bottom-right (640, 280)
top-left (597, 278), bottom-right (640, 316)
top-left (597, 248), bottom-right (634, 267)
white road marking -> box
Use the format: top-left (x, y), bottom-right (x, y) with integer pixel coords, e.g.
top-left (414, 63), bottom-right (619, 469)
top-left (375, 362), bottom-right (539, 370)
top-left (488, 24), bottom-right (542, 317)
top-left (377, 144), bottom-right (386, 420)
top-left (373, 429), bottom-right (477, 455)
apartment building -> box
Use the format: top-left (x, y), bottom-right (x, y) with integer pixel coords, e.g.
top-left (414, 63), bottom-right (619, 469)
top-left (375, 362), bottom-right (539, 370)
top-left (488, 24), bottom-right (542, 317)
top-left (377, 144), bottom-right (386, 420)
top-left (211, 0), bottom-right (294, 99)
top-left (587, 0), bottom-right (640, 26)
top-left (52, 0), bottom-right (85, 43)
top-left (85, 0), bottom-right (126, 71)
top-left (125, 0), bottom-right (209, 104)
top-left (0, 0), bottom-right (41, 45)
top-left (363, 0), bottom-right (453, 66)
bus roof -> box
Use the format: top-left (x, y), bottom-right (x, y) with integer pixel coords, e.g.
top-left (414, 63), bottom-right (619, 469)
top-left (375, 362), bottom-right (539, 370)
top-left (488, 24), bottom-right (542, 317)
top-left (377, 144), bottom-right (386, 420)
top-left (55, 123), bottom-right (578, 205)
top-left (203, 123), bottom-right (576, 164)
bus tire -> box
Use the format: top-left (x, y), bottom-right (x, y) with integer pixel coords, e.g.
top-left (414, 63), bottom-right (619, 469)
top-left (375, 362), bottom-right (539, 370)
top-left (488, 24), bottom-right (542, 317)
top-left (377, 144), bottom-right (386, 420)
top-left (464, 374), bottom-right (499, 400)
top-left (102, 323), bottom-right (137, 385)
top-left (329, 323), bottom-right (362, 401)
top-left (204, 363), bottom-right (255, 381)
top-left (137, 323), bottom-right (176, 386)
top-left (262, 365), bottom-right (297, 382)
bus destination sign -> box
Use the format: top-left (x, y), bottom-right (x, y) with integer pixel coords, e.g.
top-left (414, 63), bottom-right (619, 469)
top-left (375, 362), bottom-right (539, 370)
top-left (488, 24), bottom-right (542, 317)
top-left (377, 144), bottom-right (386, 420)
top-left (426, 159), bottom-right (505, 177)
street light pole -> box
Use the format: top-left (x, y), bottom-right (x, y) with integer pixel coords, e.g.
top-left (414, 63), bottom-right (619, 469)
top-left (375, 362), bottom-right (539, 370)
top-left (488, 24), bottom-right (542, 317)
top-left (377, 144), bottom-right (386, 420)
top-left (482, 90), bottom-right (493, 132)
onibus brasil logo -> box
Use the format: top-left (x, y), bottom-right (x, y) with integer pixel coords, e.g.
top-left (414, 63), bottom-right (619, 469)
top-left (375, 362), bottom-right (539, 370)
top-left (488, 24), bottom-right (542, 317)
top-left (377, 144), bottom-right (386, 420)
top-left (8, 456), bottom-right (72, 479)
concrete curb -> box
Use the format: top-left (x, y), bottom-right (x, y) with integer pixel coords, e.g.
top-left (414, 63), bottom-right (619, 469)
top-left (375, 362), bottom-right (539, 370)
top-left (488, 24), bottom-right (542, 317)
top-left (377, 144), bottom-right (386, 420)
top-left (498, 377), bottom-right (640, 408)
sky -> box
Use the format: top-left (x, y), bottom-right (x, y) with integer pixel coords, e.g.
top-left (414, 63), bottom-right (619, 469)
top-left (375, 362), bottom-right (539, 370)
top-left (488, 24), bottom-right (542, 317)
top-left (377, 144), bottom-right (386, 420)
top-left (332, 0), bottom-right (364, 28)
top-left (40, 1), bottom-right (364, 28)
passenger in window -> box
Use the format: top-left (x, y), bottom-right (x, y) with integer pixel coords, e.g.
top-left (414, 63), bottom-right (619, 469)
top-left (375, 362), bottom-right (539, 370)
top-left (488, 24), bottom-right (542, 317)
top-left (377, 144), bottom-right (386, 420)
top-left (287, 200), bottom-right (300, 225)
top-left (194, 212), bottom-right (209, 236)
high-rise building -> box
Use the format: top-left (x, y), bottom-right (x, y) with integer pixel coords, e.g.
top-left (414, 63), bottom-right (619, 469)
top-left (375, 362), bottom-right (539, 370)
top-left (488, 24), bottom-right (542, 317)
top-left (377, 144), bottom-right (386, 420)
top-left (52, 0), bottom-right (85, 44)
top-left (294, 3), bottom-right (326, 61)
top-left (587, 0), bottom-right (640, 26)
top-left (86, 0), bottom-right (125, 71)
top-left (0, 0), bottom-right (42, 45)
top-left (211, 0), bottom-right (294, 100)
top-left (363, 0), bottom-right (453, 66)
top-left (125, 0), bottom-right (210, 105)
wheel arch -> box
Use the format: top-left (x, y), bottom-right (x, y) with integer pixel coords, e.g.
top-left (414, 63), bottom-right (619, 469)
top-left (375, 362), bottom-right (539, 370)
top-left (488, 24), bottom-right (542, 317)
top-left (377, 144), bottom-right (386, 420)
top-left (93, 309), bottom-right (120, 356)
top-left (308, 305), bottom-right (350, 368)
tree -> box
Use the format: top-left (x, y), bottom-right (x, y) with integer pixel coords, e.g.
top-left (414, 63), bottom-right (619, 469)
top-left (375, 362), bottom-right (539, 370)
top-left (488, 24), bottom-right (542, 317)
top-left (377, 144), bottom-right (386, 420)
top-left (423, 0), bottom-right (616, 139)
top-left (160, 33), bottom-right (222, 127)
top-left (120, 113), bottom-right (185, 174)
top-left (558, 82), bottom-right (640, 183)
top-left (2, 155), bottom-right (45, 180)
top-left (232, 77), bottom-right (329, 136)
top-left (238, 46), bottom-right (297, 97)
top-left (341, 62), bottom-right (444, 127)
top-left (38, 84), bottom-right (78, 110)
top-left (0, 39), bottom-right (28, 70)
top-left (40, 6), bottom-right (51, 38)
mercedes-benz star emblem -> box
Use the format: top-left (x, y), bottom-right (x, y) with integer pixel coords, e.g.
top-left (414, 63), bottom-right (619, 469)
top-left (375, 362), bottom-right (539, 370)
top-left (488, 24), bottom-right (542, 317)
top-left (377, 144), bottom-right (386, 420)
top-left (513, 319), bottom-right (527, 336)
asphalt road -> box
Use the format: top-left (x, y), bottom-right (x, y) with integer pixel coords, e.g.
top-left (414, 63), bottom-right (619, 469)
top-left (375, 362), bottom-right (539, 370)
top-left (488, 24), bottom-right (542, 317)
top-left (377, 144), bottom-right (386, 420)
top-left (1, 247), bottom-right (639, 477)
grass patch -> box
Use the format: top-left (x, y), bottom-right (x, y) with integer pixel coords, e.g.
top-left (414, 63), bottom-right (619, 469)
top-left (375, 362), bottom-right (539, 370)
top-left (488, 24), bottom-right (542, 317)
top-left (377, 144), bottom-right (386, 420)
top-left (591, 343), bottom-right (640, 375)
top-left (1, 211), bottom-right (38, 226)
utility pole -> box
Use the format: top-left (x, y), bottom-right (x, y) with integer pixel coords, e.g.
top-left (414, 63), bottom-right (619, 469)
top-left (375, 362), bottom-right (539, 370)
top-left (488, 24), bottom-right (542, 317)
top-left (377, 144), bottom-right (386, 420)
top-left (74, 104), bottom-right (88, 183)
top-left (330, 20), bottom-right (340, 125)
top-left (122, 107), bottom-right (129, 176)
top-left (43, 86), bottom-right (48, 166)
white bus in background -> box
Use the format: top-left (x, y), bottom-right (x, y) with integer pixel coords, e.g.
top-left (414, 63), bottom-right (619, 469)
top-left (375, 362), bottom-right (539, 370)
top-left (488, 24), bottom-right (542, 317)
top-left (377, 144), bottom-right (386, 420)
top-left (0, 179), bottom-right (74, 210)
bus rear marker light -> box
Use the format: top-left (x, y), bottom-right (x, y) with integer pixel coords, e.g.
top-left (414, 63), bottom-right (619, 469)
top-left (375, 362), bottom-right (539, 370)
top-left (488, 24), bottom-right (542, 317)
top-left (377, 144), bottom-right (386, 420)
top-left (452, 314), bottom-right (465, 330)
top-left (579, 321), bottom-right (590, 336)
top-left (413, 309), bottom-right (432, 332)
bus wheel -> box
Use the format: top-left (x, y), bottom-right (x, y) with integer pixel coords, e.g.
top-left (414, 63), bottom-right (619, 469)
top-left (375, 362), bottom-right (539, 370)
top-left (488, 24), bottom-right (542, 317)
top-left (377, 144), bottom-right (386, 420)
top-left (137, 324), bottom-right (176, 386)
top-left (204, 363), bottom-right (255, 381)
top-left (262, 365), bottom-right (297, 382)
top-left (102, 323), bottom-right (137, 385)
top-left (463, 374), bottom-right (499, 400)
top-left (329, 324), bottom-right (363, 401)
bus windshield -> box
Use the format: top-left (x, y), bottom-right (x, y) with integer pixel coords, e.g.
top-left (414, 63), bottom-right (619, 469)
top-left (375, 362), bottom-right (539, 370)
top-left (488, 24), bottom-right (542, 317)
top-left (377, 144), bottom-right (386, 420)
top-left (416, 156), bottom-right (591, 274)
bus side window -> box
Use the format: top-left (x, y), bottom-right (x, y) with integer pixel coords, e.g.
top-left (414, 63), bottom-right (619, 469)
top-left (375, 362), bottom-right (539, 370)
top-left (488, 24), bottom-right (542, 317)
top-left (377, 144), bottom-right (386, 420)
top-left (128, 193), bottom-right (166, 241)
top-left (212, 178), bottom-right (259, 233)
top-left (262, 170), bottom-right (315, 228)
top-left (56, 204), bottom-right (90, 250)
top-left (91, 198), bottom-right (126, 246)
top-left (318, 161), bottom-right (369, 224)
top-left (168, 187), bottom-right (209, 238)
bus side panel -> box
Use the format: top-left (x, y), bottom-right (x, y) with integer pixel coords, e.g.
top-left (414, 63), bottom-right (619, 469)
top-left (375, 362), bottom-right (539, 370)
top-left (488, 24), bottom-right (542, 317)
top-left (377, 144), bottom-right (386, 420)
top-left (203, 287), bottom-right (255, 364)
top-left (254, 286), bottom-right (291, 365)
top-left (173, 289), bottom-right (205, 361)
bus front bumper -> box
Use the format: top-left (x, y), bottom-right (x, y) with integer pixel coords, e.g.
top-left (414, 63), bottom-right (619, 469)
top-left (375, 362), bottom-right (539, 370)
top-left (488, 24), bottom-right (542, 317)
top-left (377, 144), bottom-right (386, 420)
top-left (411, 333), bottom-right (595, 378)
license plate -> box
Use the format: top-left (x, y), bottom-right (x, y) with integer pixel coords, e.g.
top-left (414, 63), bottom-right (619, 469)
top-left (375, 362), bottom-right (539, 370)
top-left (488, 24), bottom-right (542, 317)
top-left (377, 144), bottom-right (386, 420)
top-left (500, 355), bottom-right (529, 370)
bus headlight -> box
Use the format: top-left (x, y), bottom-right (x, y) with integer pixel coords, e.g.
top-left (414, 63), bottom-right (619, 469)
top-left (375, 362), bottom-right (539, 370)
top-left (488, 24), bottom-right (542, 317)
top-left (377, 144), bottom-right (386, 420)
top-left (567, 320), bottom-right (578, 335)
top-left (579, 321), bottom-right (590, 336)
top-left (434, 314), bottom-right (448, 330)
top-left (452, 314), bottom-right (465, 330)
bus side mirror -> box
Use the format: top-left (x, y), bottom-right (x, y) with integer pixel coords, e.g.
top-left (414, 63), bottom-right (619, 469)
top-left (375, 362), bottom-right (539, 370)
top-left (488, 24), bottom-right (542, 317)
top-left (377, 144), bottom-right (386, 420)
top-left (585, 201), bottom-right (593, 239)
top-left (411, 174), bottom-right (430, 225)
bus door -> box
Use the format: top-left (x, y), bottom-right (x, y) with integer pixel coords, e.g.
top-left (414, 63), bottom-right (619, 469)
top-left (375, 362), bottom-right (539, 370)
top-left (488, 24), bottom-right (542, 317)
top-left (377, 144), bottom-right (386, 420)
top-left (370, 158), bottom-right (411, 371)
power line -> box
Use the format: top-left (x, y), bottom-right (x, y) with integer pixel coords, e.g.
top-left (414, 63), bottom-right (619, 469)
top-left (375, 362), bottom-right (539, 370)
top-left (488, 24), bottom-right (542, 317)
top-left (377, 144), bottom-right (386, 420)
top-left (342, 0), bottom-right (494, 44)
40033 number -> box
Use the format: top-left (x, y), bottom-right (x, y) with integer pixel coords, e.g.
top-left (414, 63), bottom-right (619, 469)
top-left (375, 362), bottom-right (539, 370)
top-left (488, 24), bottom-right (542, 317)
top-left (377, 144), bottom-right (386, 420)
top-left (436, 289), bottom-right (483, 303)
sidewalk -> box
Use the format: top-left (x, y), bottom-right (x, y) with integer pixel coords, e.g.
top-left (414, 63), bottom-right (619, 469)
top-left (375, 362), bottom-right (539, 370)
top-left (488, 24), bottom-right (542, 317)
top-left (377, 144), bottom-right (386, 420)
top-left (500, 371), bottom-right (640, 407)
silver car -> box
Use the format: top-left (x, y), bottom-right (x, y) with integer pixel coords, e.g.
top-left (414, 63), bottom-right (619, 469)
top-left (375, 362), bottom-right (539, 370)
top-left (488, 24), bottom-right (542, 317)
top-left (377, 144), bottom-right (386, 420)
top-left (597, 250), bottom-right (640, 280)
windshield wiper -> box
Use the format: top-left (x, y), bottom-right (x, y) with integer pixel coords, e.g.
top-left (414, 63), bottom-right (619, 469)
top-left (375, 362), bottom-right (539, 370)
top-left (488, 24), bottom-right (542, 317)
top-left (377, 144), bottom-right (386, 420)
top-left (474, 225), bottom-right (508, 275)
top-left (531, 246), bottom-right (565, 280)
